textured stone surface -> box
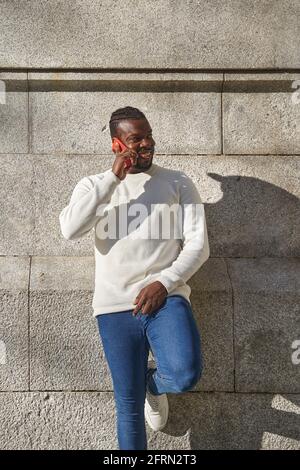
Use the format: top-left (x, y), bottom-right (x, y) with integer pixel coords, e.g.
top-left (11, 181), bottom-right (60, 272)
top-left (0, 256), bottom-right (30, 391)
top-left (0, 154), bottom-right (34, 255)
top-left (29, 256), bottom-right (111, 390)
top-left (0, 392), bottom-right (117, 450)
top-left (223, 92), bottom-right (300, 154)
top-left (0, 73), bottom-right (28, 153)
top-left (0, 1), bottom-right (299, 69)
top-left (227, 257), bottom-right (300, 392)
top-left (30, 90), bottom-right (221, 154)
top-left (0, 392), bottom-right (299, 449)
top-left (189, 258), bottom-right (234, 391)
top-left (29, 256), bottom-right (233, 392)
top-left (154, 393), bottom-right (300, 450)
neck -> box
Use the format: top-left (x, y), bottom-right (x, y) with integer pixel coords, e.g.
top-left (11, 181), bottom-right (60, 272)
top-left (127, 161), bottom-right (153, 174)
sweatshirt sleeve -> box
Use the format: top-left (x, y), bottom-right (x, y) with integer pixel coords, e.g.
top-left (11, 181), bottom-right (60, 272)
top-left (59, 169), bottom-right (121, 240)
top-left (153, 175), bottom-right (210, 294)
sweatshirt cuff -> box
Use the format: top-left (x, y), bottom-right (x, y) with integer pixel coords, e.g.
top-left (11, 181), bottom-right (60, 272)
top-left (153, 274), bottom-right (175, 294)
top-left (106, 169), bottom-right (122, 185)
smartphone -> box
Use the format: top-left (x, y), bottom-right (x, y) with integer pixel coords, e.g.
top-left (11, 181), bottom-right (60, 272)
top-left (112, 137), bottom-right (133, 169)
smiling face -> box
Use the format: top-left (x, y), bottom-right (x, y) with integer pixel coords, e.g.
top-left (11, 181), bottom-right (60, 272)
top-left (113, 118), bottom-right (156, 173)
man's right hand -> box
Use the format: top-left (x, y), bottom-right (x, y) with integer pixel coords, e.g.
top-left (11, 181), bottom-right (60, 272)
top-left (112, 144), bottom-right (138, 180)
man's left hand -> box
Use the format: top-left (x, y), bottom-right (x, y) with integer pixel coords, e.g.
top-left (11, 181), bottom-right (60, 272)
top-left (132, 281), bottom-right (168, 316)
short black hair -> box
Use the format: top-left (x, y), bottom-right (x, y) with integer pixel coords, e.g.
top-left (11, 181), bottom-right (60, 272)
top-left (109, 106), bottom-right (146, 139)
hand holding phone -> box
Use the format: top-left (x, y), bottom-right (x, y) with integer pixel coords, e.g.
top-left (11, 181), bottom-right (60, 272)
top-left (111, 137), bottom-right (138, 180)
top-left (112, 138), bottom-right (133, 169)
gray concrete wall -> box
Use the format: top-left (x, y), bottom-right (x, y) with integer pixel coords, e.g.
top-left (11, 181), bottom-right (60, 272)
top-left (0, 2), bottom-right (300, 450)
top-left (1, 1), bottom-right (300, 69)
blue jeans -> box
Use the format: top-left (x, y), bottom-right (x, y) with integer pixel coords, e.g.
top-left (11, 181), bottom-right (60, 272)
top-left (96, 294), bottom-right (203, 450)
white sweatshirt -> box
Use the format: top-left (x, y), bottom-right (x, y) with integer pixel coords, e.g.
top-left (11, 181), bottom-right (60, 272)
top-left (59, 162), bottom-right (210, 317)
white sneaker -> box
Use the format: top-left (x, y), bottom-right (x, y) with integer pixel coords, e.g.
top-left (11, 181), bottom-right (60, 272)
top-left (145, 362), bottom-right (169, 431)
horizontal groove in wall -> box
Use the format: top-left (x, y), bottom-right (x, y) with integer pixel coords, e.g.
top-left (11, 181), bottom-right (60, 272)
top-left (1, 67), bottom-right (300, 73)
top-left (1, 71), bottom-right (299, 92)
top-left (27, 81), bottom-right (222, 93)
top-left (223, 81), bottom-right (300, 93)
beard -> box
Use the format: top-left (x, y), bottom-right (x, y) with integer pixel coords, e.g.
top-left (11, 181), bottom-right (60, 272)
top-left (134, 155), bottom-right (153, 169)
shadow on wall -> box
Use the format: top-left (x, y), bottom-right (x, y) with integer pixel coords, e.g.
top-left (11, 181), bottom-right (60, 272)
top-left (205, 172), bottom-right (299, 257)
top-left (159, 393), bottom-right (300, 450)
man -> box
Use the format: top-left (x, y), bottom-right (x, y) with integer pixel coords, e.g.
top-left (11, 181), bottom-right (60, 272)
top-left (59, 106), bottom-right (210, 450)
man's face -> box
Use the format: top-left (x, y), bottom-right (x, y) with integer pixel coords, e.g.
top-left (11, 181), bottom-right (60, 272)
top-left (114, 118), bottom-right (156, 172)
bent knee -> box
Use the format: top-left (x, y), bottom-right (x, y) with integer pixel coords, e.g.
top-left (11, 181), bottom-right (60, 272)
top-left (172, 366), bottom-right (203, 392)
